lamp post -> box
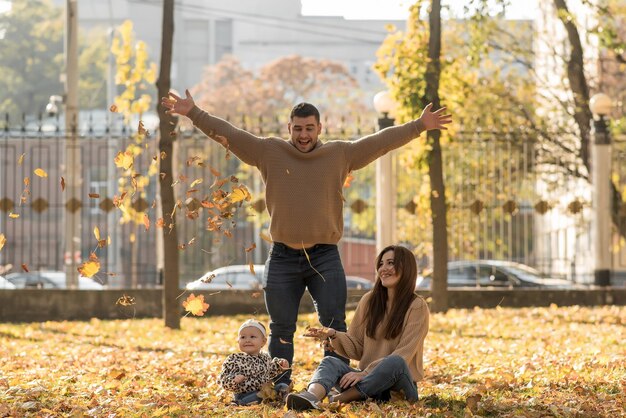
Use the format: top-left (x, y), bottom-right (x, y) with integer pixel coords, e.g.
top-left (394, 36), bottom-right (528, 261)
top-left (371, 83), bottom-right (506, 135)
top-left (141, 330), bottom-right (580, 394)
top-left (65, 0), bottom-right (80, 288)
top-left (373, 91), bottom-right (397, 253)
top-left (589, 92), bottom-right (613, 286)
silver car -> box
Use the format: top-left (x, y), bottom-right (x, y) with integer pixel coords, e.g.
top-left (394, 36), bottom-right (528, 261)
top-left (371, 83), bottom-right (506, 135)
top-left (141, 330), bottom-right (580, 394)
top-left (6, 271), bottom-right (105, 290)
top-left (416, 260), bottom-right (574, 289)
top-left (186, 265), bottom-right (265, 291)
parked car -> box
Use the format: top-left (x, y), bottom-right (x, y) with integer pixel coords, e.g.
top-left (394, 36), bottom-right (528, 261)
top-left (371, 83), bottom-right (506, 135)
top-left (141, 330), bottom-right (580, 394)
top-left (415, 260), bottom-right (574, 289)
top-left (346, 276), bottom-right (374, 290)
top-left (186, 265), bottom-right (265, 291)
top-left (6, 271), bottom-right (105, 290)
top-left (0, 275), bottom-right (16, 289)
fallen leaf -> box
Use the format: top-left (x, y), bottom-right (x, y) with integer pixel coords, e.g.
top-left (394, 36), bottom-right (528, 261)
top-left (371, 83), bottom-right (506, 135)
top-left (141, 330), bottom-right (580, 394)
top-left (182, 294), bottom-right (209, 316)
top-left (34, 168), bottom-right (48, 178)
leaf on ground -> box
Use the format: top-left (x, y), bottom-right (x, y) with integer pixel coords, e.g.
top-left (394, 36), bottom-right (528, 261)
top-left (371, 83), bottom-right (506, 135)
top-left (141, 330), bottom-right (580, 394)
top-left (182, 294), bottom-right (209, 316)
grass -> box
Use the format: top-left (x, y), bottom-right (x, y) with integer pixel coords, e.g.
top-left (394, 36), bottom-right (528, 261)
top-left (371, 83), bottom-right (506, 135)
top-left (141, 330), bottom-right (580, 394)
top-left (0, 304), bottom-right (625, 417)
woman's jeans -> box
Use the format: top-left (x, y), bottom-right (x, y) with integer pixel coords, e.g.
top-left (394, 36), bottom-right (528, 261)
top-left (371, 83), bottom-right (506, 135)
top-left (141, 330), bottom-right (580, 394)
top-left (309, 355), bottom-right (419, 402)
top-left (264, 242), bottom-right (348, 384)
top-left (233, 383), bottom-right (289, 406)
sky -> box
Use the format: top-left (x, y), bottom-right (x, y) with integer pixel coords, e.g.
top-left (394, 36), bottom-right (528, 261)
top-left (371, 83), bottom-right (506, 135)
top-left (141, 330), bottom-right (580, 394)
top-left (301, 0), bottom-right (537, 20)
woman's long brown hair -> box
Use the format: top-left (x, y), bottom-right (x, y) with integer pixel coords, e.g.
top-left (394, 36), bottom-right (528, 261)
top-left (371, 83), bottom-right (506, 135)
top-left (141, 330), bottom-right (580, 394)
top-left (365, 245), bottom-right (418, 340)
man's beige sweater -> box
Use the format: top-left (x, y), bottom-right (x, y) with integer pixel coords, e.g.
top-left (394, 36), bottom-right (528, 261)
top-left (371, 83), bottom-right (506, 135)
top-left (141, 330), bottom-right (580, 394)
top-left (331, 291), bottom-right (430, 382)
top-left (189, 106), bottom-right (425, 245)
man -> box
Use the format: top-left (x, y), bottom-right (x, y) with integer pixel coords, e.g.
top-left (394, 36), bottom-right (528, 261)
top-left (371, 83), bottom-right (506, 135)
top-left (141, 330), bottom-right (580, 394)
top-left (161, 90), bottom-right (451, 384)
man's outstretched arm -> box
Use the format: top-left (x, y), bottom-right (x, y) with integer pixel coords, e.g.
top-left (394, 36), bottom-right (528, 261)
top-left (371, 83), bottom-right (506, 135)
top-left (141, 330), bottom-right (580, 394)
top-left (160, 89), bottom-right (265, 166)
top-left (346, 103), bottom-right (452, 171)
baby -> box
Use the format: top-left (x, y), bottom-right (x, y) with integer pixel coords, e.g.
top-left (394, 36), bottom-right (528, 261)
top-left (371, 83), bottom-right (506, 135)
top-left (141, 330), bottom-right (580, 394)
top-left (218, 319), bottom-right (290, 405)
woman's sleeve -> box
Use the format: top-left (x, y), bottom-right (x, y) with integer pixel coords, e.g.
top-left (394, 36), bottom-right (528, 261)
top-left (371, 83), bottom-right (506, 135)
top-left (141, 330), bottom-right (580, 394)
top-left (330, 295), bottom-right (368, 360)
top-left (218, 355), bottom-right (242, 391)
top-left (188, 106), bottom-right (266, 167)
top-left (363, 299), bottom-right (429, 375)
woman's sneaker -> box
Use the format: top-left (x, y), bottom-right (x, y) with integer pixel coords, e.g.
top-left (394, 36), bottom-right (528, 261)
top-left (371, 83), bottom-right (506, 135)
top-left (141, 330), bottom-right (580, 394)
top-left (286, 391), bottom-right (321, 411)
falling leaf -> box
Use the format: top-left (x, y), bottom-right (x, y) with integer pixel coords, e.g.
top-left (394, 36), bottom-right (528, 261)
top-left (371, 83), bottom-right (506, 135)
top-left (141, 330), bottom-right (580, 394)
top-left (34, 168), bottom-right (48, 178)
top-left (0, 234), bottom-right (6, 251)
top-left (138, 120), bottom-right (148, 136)
top-left (200, 274), bottom-right (216, 284)
top-left (209, 167), bottom-right (220, 177)
top-left (114, 151), bottom-right (134, 170)
top-left (182, 294), bottom-right (209, 316)
top-left (18, 153), bottom-right (25, 165)
top-left (156, 218), bottom-right (165, 228)
top-left (249, 261), bottom-right (256, 276)
top-left (143, 214), bottom-right (150, 231)
top-left (229, 185), bottom-right (251, 204)
top-left (78, 253), bottom-right (100, 278)
top-left (8, 213), bottom-right (19, 219)
top-left (60, 177), bottom-right (66, 191)
top-left (21, 263), bottom-right (29, 272)
top-left (109, 104), bottom-right (118, 113)
top-left (245, 243), bottom-right (256, 253)
top-left (94, 227), bottom-right (101, 241)
top-left (23, 177), bottom-right (30, 187)
top-left (189, 178), bottom-right (203, 188)
top-left (343, 172), bottom-right (354, 188)
top-left (88, 193), bottom-right (100, 199)
top-left (279, 338), bottom-right (292, 345)
top-left (116, 294), bottom-right (135, 306)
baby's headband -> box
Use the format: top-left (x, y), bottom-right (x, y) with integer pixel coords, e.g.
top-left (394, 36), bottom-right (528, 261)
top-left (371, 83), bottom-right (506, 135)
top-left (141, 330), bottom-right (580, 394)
top-left (238, 319), bottom-right (267, 337)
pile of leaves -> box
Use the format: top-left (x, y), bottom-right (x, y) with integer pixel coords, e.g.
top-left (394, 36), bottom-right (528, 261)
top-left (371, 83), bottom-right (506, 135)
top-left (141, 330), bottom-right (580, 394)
top-left (0, 305), bottom-right (624, 417)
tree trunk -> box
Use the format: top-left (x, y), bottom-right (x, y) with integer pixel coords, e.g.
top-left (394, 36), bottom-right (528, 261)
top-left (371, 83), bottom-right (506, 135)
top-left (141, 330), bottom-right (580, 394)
top-left (156, 0), bottom-right (179, 329)
top-left (425, 0), bottom-right (448, 313)
top-left (553, 0), bottom-right (626, 238)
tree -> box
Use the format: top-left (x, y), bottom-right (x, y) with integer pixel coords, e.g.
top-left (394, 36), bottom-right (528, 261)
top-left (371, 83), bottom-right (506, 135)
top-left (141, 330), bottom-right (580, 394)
top-left (0, 0), bottom-right (108, 116)
top-left (156, 0), bottom-right (180, 329)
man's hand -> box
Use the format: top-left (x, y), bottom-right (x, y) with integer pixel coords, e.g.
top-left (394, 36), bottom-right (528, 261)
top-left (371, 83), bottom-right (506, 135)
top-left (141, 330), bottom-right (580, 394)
top-left (419, 103), bottom-right (452, 131)
top-left (339, 371), bottom-right (367, 389)
top-left (161, 89), bottom-right (195, 116)
top-left (233, 374), bottom-right (246, 384)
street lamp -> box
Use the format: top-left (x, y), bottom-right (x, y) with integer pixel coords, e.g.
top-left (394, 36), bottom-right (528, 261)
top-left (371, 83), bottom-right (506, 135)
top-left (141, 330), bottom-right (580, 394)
top-left (373, 91), bottom-right (397, 252)
top-left (589, 92), bottom-right (613, 286)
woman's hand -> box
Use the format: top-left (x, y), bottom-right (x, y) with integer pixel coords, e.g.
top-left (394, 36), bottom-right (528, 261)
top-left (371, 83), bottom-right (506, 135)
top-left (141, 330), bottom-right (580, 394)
top-left (339, 371), bottom-right (367, 389)
top-left (277, 359), bottom-right (290, 369)
top-left (419, 103), bottom-right (452, 131)
top-left (303, 327), bottom-right (336, 339)
top-left (161, 89), bottom-right (195, 116)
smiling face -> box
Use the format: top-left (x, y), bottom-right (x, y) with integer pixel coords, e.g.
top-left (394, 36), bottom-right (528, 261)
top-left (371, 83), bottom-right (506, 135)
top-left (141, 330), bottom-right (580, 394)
top-left (238, 326), bottom-right (266, 355)
top-left (288, 115), bottom-right (321, 153)
top-left (377, 250), bottom-right (401, 290)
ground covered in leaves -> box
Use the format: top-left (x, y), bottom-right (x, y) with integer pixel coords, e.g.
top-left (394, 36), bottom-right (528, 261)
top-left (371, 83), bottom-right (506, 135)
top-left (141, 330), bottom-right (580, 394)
top-left (1, 305), bottom-right (624, 417)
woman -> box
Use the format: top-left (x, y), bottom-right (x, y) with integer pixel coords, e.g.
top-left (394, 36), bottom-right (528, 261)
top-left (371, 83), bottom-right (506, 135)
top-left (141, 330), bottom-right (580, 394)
top-left (286, 245), bottom-right (430, 411)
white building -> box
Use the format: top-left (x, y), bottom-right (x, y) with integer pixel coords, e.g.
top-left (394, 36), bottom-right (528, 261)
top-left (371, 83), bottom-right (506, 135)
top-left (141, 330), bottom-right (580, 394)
top-left (54, 0), bottom-right (404, 97)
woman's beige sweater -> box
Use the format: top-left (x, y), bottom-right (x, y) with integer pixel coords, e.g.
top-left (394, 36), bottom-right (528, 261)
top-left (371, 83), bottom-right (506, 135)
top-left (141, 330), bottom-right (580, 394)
top-left (331, 291), bottom-right (430, 382)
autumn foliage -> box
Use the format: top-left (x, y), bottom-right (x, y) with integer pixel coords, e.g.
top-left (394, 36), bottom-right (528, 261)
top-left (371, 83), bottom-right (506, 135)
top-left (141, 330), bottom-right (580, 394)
top-left (0, 306), bottom-right (624, 417)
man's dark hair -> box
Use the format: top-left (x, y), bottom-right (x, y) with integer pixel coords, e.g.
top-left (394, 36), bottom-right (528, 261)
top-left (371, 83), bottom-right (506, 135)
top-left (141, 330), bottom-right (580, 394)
top-left (290, 102), bottom-right (320, 123)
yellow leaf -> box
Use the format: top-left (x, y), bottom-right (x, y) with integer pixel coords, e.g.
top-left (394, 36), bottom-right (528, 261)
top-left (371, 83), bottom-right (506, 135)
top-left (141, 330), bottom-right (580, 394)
top-left (78, 257), bottom-right (101, 278)
top-left (189, 178), bottom-right (203, 188)
top-left (229, 185), bottom-right (251, 204)
top-left (94, 227), bottom-right (101, 241)
top-left (182, 294), bottom-right (210, 316)
top-left (143, 214), bottom-right (150, 231)
top-left (34, 168), bottom-right (48, 178)
top-left (18, 153), bottom-right (25, 165)
top-left (114, 151), bottom-right (134, 170)
top-left (8, 212), bottom-right (19, 219)
top-left (0, 234), bottom-right (6, 251)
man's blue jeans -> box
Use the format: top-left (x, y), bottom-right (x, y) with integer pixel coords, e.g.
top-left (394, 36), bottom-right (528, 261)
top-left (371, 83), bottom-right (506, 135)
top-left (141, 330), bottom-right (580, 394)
top-left (263, 242), bottom-right (348, 384)
top-left (309, 355), bottom-right (419, 402)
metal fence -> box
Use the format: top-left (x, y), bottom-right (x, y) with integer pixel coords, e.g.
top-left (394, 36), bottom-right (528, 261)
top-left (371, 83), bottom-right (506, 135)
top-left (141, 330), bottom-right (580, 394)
top-left (1, 112), bottom-right (625, 287)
